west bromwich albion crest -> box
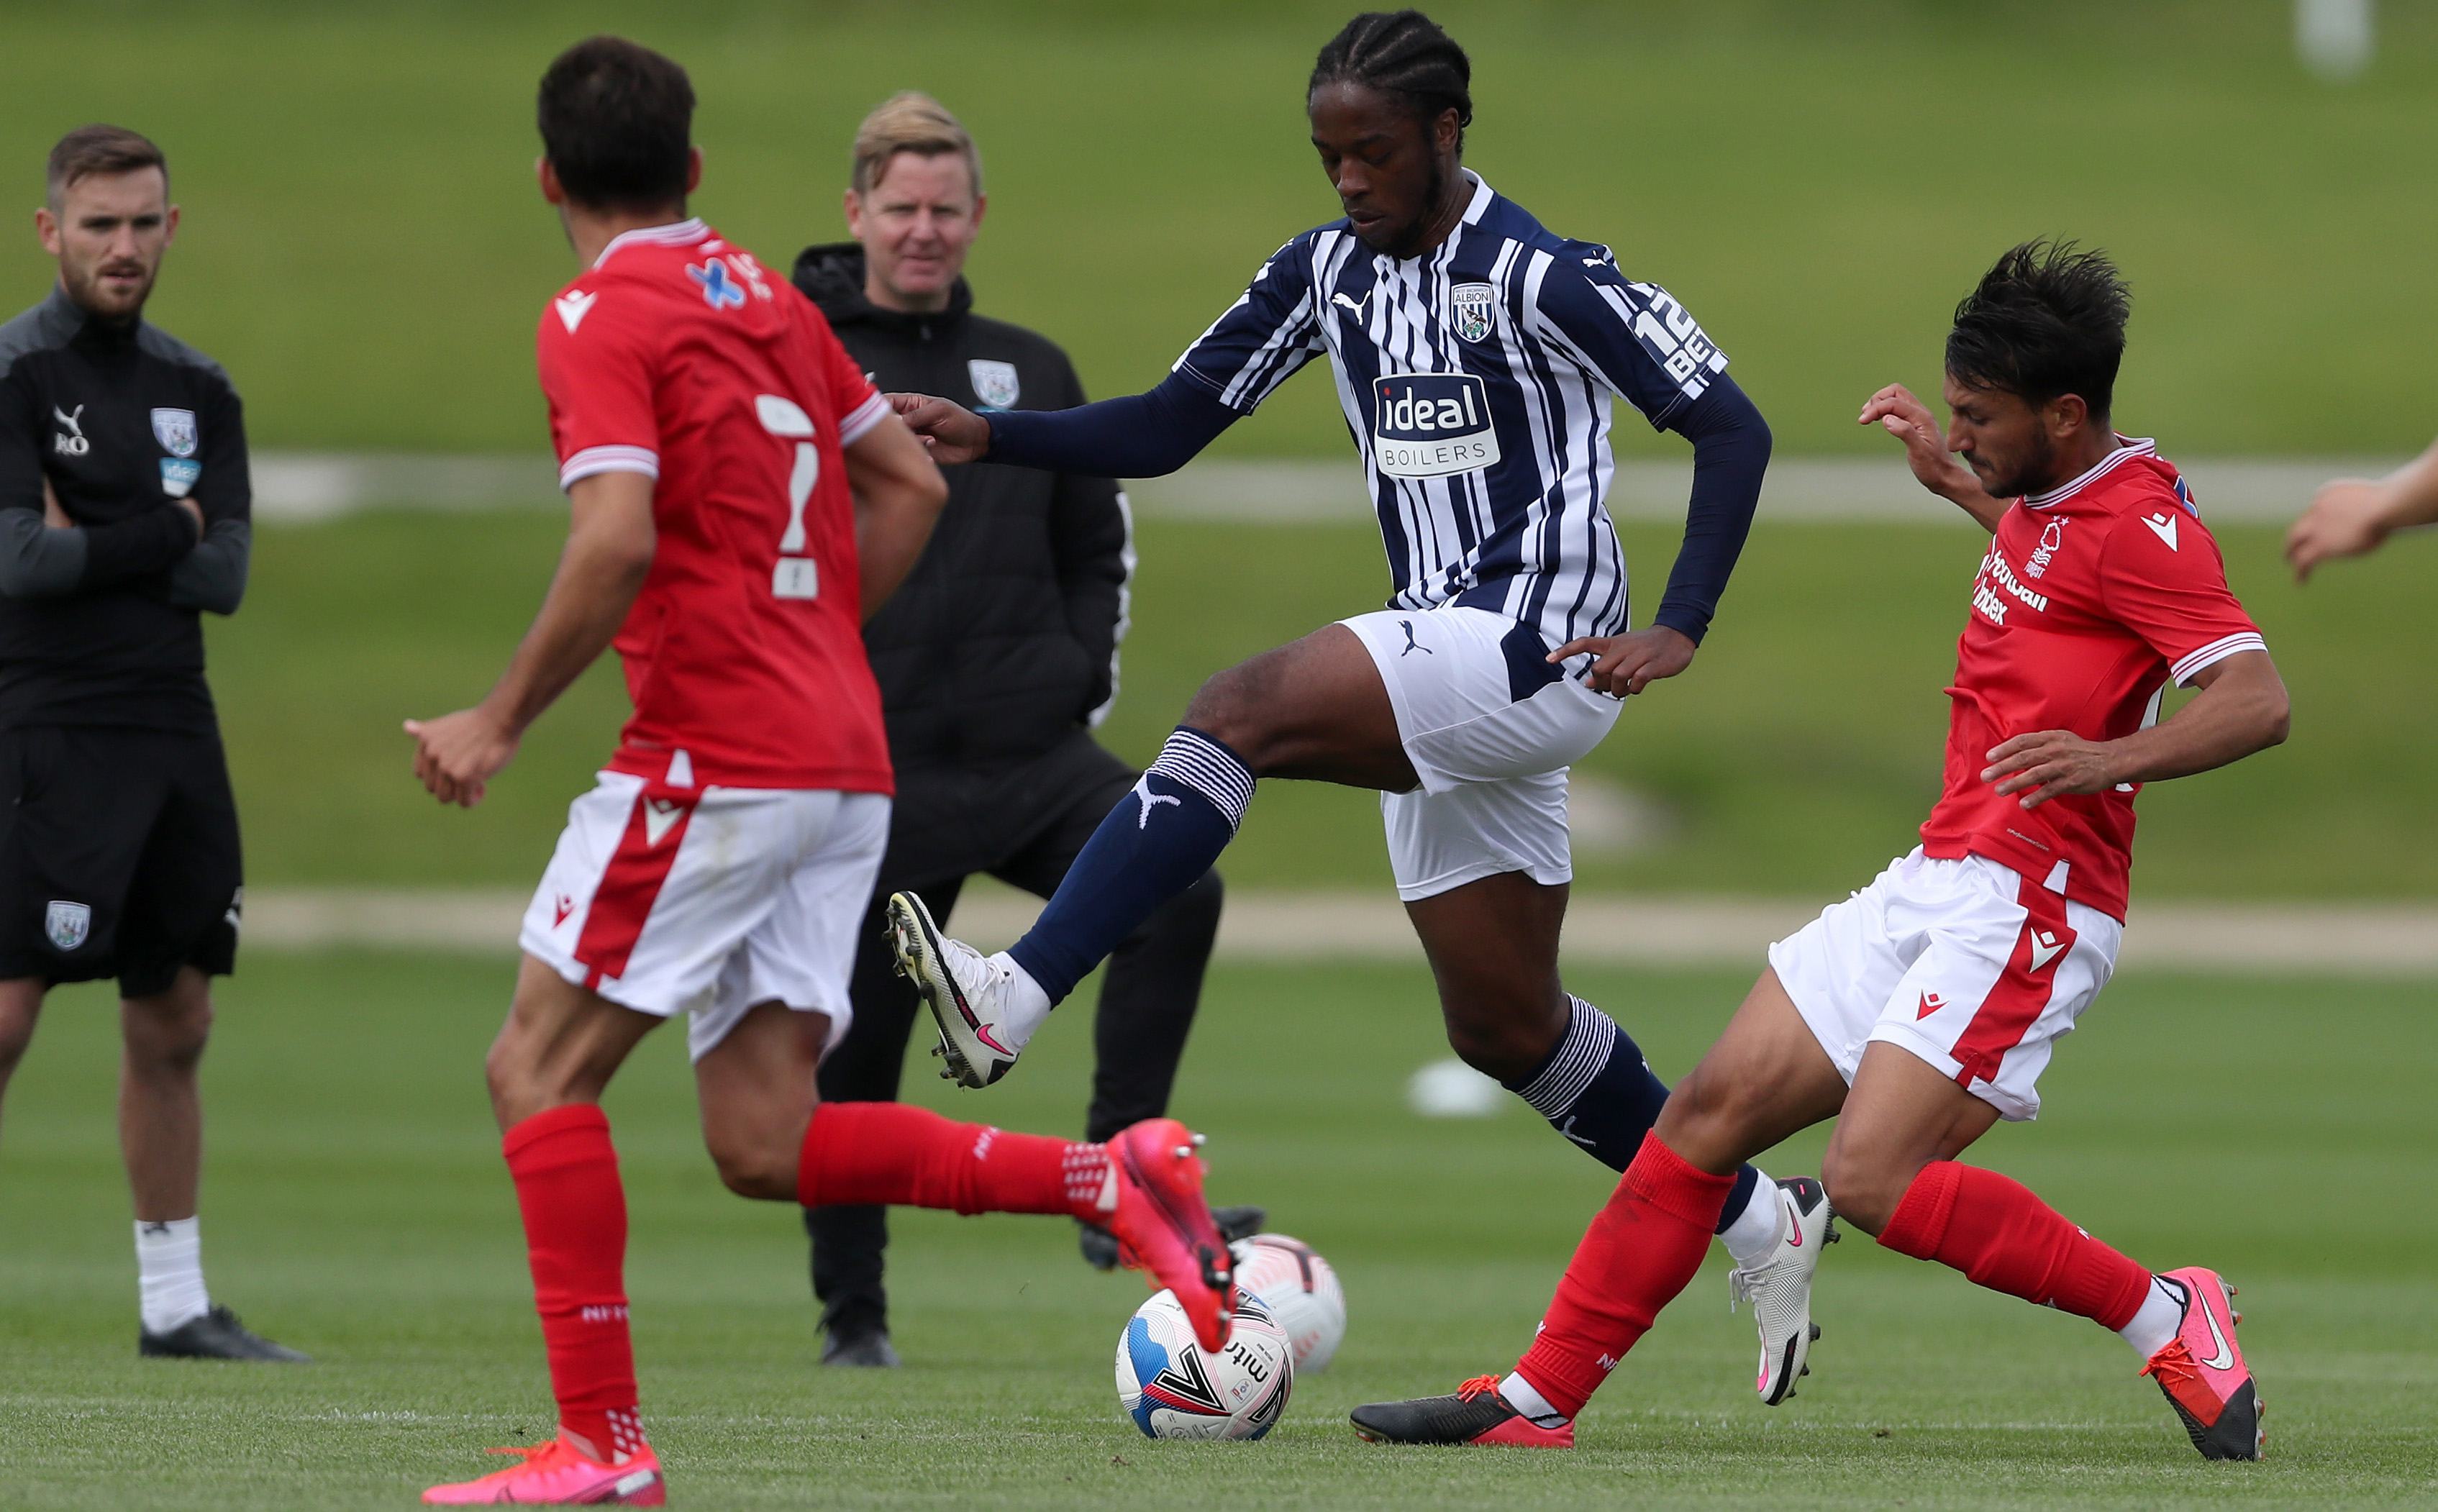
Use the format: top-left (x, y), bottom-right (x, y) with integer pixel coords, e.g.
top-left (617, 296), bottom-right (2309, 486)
top-left (151, 408), bottom-right (198, 457)
top-left (968, 359), bottom-right (1020, 410)
top-left (1450, 283), bottom-right (1496, 344)
top-left (45, 900), bottom-right (90, 952)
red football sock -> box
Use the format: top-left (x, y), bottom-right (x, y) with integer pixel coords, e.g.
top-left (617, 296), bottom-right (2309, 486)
top-left (1878, 1160), bottom-right (2151, 1331)
top-left (1513, 1131), bottom-right (1735, 1420)
top-left (796, 1101), bottom-right (1109, 1219)
top-left (502, 1103), bottom-right (646, 1462)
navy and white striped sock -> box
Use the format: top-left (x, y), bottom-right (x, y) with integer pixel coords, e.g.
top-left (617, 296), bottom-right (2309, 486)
top-left (1008, 727), bottom-right (1253, 1004)
top-left (1509, 997), bottom-right (1765, 1239)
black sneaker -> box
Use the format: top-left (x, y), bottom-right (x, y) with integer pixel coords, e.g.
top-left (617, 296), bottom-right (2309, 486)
top-left (820, 1324), bottom-right (901, 1368)
top-left (1350, 1375), bottom-right (1573, 1447)
top-left (1080, 1203), bottom-right (1267, 1271)
top-left (138, 1304), bottom-right (309, 1362)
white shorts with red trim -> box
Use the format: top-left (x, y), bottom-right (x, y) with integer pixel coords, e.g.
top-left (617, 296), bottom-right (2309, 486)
top-left (1767, 847), bottom-right (2121, 1121)
top-left (519, 772), bottom-right (889, 1062)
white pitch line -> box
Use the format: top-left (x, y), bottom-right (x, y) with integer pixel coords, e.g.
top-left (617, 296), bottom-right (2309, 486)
top-left (239, 887), bottom-right (2438, 975)
top-left (248, 454), bottom-right (2403, 527)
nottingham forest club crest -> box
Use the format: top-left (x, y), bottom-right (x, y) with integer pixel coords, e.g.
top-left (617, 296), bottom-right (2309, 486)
top-left (1450, 283), bottom-right (1496, 344)
top-left (968, 359), bottom-right (1020, 411)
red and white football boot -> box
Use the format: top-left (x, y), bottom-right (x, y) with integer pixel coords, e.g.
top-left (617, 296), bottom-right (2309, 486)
top-left (2140, 1267), bottom-right (2263, 1461)
top-left (1102, 1117), bottom-right (1238, 1352)
top-left (422, 1436), bottom-right (665, 1505)
top-left (1349, 1375), bottom-right (1575, 1447)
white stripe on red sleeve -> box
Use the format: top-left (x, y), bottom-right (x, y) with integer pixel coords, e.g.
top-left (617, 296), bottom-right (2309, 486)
top-left (560, 445), bottom-right (660, 489)
top-left (837, 391), bottom-right (891, 447)
top-left (2170, 631), bottom-right (2267, 686)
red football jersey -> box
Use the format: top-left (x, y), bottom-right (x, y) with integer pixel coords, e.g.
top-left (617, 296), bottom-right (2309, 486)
top-left (1919, 438), bottom-right (2265, 920)
top-left (536, 219), bottom-right (893, 793)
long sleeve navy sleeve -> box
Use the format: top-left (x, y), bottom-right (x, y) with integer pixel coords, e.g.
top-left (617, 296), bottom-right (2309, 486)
top-left (1650, 374), bottom-right (1770, 645)
top-left (984, 370), bottom-right (1240, 478)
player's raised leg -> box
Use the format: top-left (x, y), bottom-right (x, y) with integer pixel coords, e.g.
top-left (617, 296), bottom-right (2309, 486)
top-left (1352, 968), bottom-right (1847, 1444)
top-left (891, 622), bottom-right (1408, 1086)
top-left (1827, 1044), bottom-right (2262, 1460)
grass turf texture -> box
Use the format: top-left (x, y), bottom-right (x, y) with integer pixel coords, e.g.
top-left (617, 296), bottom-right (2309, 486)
top-left (218, 512), bottom-right (2438, 896)
top-left (2, 1), bottom-right (2438, 456)
top-left (1, 949), bottom-right (2433, 1508)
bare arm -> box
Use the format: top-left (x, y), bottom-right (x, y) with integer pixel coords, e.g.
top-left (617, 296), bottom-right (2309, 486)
top-left (1860, 383), bottom-right (2011, 532)
top-left (846, 411), bottom-right (949, 619)
top-left (402, 470), bottom-right (656, 807)
top-left (2285, 436), bottom-right (2438, 580)
top-left (1979, 650), bottom-right (2290, 810)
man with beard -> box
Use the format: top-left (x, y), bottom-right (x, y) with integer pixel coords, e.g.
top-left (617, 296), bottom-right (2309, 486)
top-left (0, 125), bottom-right (289, 1360)
top-left (1354, 242), bottom-right (2285, 1461)
top-left (888, 10), bottom-right (1823, 1423)
top-left (788, 92), bottom-right (1252, 1370)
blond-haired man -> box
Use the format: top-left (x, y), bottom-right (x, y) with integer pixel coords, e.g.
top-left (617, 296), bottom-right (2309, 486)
top-left (791, 92), bottom-right (1254, 1367)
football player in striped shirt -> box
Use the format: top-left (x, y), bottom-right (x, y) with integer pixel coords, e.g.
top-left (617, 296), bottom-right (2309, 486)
top-left (888, 9), bottom-right (1825, 1419)
top-left (1355, 242), bottom-right (2285, 1458)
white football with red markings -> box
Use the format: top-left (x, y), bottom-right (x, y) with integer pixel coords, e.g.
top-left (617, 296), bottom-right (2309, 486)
top-left (1229, 1233), bottom-right (1347, 1373)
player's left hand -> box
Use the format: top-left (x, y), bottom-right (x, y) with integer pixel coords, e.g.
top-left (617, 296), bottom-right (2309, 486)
top-left (404, 707), bottom-right (521, 808)
top-left (1549, 626), bottom-right (1695, 697)
top-left (1983, 729), bottom-right (2118, 809)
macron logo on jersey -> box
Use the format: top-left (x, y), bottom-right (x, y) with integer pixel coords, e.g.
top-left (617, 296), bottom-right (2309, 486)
top-left (2142, 511), bottom-right (2180, 552)
top-left (554, 289), bottom-right (599, 334)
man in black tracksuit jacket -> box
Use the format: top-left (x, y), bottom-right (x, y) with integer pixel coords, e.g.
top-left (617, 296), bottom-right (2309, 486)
top-left (791, 99), bottom-right (1246, 1366)
top-left (0, 127), bottom-right (298, 1362)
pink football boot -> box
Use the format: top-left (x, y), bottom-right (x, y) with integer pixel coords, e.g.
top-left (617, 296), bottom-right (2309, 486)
top-left (2139, 1267), bottom-right (2263, 1460)
top-left (1103, 1117), bottom-right (1238, 1352)
top-left (422, 1437), bottom-right (665, 1505)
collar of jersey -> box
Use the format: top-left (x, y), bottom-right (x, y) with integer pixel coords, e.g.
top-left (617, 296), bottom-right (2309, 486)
top-left (2021, 433), bottom-right (2157, 510)
top-left (593, 217), bottom-right (711, 270)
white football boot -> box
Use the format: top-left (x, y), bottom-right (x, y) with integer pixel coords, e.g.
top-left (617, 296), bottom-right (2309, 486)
top-left (1728, 1175), bottom-right (1839, 1405)
top-left (886, 891), bottom-right (1027, 1088)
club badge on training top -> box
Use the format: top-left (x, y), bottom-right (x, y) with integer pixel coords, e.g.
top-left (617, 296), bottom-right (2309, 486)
top-left (45, 899), bottom-right (91, 952)
top-left (150, 407), bottom-right (198, 457)
top-left (968, 359), bottom-right (1020, 410)
top-left (1450, 282), bottom-right (1496, 343)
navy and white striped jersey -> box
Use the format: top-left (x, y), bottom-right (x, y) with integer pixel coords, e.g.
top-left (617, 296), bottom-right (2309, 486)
top-left (1170, 171), bottom-right (1727, 650)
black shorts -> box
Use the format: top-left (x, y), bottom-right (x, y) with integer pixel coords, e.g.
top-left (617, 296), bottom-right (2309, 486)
top-left (0, 725), bottom-right (243, 996)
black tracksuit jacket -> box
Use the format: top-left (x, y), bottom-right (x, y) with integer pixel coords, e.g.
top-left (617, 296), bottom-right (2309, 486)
top-left (792, 243), bottom-right (1133, 887)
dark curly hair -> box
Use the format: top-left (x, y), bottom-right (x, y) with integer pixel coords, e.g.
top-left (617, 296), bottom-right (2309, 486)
top-left (1946, 240), bottom-right (2132, 419)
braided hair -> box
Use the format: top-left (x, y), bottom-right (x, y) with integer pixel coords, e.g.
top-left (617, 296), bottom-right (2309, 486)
top-left (1309, 11), bottom-right (1473, 150)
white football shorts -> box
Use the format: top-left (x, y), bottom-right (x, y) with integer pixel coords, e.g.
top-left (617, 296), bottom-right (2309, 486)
top-left (1768, 847), bottom-right (2122, 1121)
top-left (519, 772), bottom-right (889, 1062)
top-left (1341, 606), bottom-right (1621, 901)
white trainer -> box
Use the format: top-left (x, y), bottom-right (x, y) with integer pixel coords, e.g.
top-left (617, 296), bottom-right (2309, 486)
top-left (886, 891), bottom-right (1024, 1088)
top-left (1728, 1175), bottom-right (1838, 1405)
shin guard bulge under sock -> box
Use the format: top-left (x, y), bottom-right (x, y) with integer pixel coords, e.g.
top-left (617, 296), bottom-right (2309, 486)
top-left (1878, 1160), bottom-right (2151, 1331)
top-left (1009, 728), bottom-right (1252, 1003)
top-left (503, 1103), bottom-right (645, 1460)
top-left (797, 1101), bottom-right (1111, 1220)
top-left (1514, 1131), bottom-right (1737, 1419)
top-left (1507, 997), bottom-right (1765, 1234)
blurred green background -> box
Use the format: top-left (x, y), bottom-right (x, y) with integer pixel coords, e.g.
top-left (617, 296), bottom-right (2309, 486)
top-left (0, 0), bottom-right (2429, 895)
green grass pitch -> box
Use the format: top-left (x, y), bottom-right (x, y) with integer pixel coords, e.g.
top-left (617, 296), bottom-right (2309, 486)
top-left (215, 512), bottom-right (2438, 898)
top-left (2, 949), bottom-right (2434, 1508)
top-left (3, 1), bottom-right (2438, 456)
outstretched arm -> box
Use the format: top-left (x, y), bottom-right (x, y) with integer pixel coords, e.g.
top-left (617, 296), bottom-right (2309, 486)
top-left (404, 470), bottom-right (655, 807)
top-left (893, 370), bottom-right (1240, 477)
top-left (1860, 383), bottom-right (2011, 532)
top-left (2285, 437), bottom-right (2438, 580)
top-left (845, 411), bottom-right (949, 619)
top-left (1549, 375), bottom-right (1773, 696)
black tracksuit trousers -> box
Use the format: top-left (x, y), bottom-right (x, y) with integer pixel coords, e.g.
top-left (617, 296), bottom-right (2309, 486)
top-left (803, 768), bottom-right (1222, 1341)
